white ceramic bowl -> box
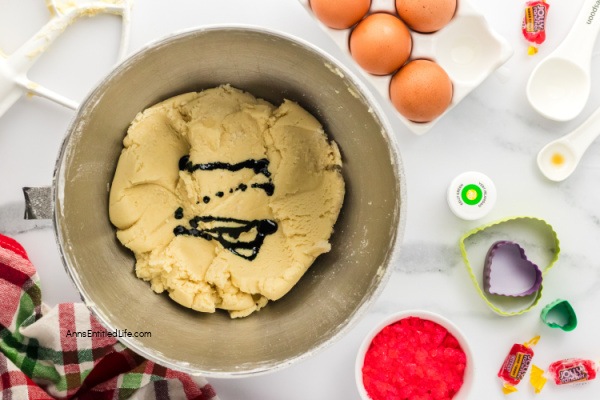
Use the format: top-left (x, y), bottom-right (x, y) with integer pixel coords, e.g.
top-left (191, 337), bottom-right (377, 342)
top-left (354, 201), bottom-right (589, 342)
top-left (298, 0), bottom-right (513, 135)
top-left (355, 310), bottom-right (475, 399)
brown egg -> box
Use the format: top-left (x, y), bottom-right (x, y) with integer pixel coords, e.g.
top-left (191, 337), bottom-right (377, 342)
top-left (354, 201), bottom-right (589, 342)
top-left (396, 0), bottom-right (457, 33)
top-left (389, 60), bottom-right (453, 123)
top-left (310, 0), bottom-right (371, 29)
top-left (349, 13), bottom-right (412, 76)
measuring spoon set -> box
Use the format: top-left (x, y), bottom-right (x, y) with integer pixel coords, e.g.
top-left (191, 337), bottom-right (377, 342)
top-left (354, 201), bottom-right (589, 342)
top-left (529, 0), bottom-right (600, 181)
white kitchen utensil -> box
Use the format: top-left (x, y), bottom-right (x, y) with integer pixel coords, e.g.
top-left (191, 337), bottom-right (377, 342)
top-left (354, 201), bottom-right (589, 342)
top-left (527, 0), bottom-right (600, 121)
top-left (0, 0), bottom-right (131, 118)
top-left (537, 105), bottom-right (600, 181)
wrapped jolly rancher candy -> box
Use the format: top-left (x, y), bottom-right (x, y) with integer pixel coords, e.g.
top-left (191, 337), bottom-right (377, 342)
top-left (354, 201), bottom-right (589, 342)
top-left (522, 0), bottom-right (550, 55)
top-left (549, 359), bottom-right (598, 385)
top-left (530, 359), bottom-right (599, 393)
top-left (498, 336), bottom-right (540, 394)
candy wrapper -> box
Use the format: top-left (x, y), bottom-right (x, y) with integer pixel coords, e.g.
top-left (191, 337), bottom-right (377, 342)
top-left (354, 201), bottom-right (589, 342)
top-left (550, 358), bottom-right (598, 385)
top-left (498, 336), bottom-right (540, 394)
top-left (530, 365), bottom-right (547, 393)
top-left (522, 1), bottom-right (550, 55)
top-left (530, 359), bottom-right (599, 393)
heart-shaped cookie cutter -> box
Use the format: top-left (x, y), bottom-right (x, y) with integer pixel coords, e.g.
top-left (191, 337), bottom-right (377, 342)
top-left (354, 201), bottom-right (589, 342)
top-left (483, 240), bottom-right (543, 297)
top-left (0, 0), bottom-right (132, 118)
top-left (460, 217), bottom-right (560, 316)
top-left (540, 299), bottom-right (578, 331)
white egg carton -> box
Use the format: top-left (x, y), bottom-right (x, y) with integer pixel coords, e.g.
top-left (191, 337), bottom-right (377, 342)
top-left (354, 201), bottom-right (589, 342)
top-left (298, 0), bottom-right (513, 135)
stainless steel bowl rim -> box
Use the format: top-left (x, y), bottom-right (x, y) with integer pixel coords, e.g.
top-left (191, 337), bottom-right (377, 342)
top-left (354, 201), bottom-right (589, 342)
top-left (52, 24), bottom-right (407, 378)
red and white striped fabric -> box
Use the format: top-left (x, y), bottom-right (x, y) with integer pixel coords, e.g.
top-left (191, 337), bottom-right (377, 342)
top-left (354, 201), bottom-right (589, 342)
top-left (0, 233), bottom-right (219, 400)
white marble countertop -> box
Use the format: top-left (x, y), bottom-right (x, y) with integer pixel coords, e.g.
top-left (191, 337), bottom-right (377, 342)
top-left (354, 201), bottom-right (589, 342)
top-left (1, 0), bottom-right (600, 399)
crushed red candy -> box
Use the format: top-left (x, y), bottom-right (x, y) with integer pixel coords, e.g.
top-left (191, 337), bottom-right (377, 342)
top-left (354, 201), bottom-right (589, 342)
top-left (362, 317), bottom-right (467, 400)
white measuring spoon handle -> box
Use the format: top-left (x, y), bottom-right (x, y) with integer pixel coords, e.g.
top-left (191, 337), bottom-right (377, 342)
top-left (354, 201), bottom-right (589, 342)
top-left (557, 0), bottom-right (600, 64)
top-left (562, 106), bottom-right (600, 155)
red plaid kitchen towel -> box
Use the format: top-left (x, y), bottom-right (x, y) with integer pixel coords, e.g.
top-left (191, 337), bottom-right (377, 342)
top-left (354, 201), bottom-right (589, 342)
top-left (0, 233), bottom-right (219, 399)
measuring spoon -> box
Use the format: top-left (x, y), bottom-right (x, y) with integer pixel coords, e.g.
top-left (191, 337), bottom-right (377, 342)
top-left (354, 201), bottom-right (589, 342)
top-left (527, 0), bottom-right (600, 121)
top-left (537, 105), bottom-right (600, 181)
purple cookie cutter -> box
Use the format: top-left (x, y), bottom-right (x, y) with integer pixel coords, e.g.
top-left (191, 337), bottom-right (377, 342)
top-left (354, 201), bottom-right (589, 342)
top-left (483, 241), bottom-right (543, 297)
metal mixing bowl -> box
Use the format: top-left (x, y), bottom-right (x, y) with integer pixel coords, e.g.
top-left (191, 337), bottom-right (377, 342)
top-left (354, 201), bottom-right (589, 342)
top-left (53, 26), bottom-right (405, 377)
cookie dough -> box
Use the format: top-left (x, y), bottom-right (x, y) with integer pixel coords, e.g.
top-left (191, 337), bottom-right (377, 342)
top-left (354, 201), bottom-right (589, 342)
top-left (109, 85), bottom-right (345, 318)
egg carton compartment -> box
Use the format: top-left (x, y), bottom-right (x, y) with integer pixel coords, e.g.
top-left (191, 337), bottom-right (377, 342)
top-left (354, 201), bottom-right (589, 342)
top-left (298, 0), bottom-right (513, 135)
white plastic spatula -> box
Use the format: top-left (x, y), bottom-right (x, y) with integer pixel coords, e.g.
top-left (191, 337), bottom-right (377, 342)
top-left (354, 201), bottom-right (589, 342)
top-left (526, 0), bottom-right (600, 121)
top-left (537, 105), bottom-right (600, 181)
top-left (0, 0), bottom-right (131, 119)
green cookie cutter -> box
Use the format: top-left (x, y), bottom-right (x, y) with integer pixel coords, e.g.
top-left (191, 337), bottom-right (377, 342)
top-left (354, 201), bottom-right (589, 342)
top-left (540, 299), bottom-right (577, 331)
top-left (459, 217), bottom-right (560, 316)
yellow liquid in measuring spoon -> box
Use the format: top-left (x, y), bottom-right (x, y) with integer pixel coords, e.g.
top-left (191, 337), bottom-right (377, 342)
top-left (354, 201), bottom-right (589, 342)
top-left (551, 153), bottom-right (565, 167)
